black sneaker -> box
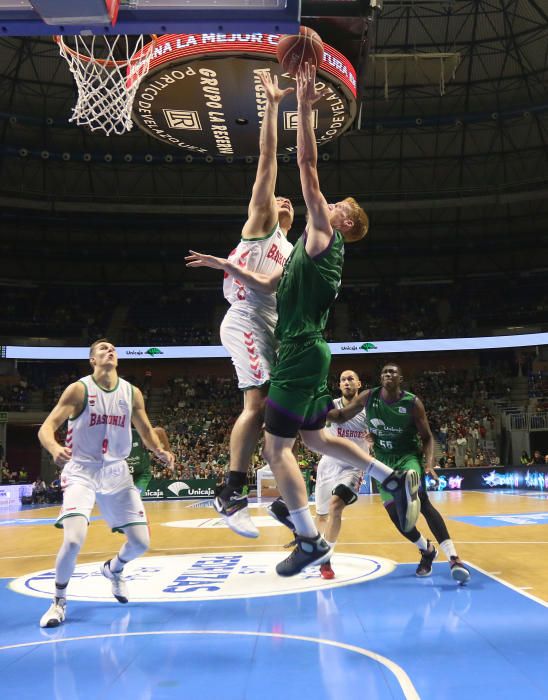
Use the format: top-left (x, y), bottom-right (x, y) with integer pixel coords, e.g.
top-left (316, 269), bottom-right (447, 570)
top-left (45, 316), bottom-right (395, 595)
top-left (276, 534), bottom-right (332, 577)
top-left (213, 489), bottom-right (259, 538)
top-left (381, 469), bottom-right (421, 532)
top-left (267, 497), bottom-right (295, 532)
top-left (416, 541), bottom-right (438, 577)
top-left (450, 557), bottom-right (471, 584)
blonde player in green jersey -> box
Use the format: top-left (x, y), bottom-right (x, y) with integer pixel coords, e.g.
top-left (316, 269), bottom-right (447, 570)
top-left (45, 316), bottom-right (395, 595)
top-left (188, 66), bottom-right (422, 576)
top-left (187, 65), bottom-right (422, 576)
top-left (328, 362), bottom-right (470, 583)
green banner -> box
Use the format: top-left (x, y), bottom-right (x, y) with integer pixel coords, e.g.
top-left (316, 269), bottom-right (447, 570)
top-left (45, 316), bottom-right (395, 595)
top-left (143, 478), bottom-right (216, 500)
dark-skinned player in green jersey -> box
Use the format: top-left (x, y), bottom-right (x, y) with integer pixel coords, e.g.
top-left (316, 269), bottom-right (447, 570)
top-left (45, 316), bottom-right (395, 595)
top-left (187, 65), bottom-right (421, 576)
top-left (328, 362), bottom-right (470, 583)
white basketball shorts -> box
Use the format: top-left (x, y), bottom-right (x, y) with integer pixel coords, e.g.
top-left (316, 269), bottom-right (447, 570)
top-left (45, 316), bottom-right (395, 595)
top-left (56, 459), bottom-right (147, 532)
top-left (220, 306), bottom-right (277, 390)
top-left (315, 458), bottom-right (362, 516)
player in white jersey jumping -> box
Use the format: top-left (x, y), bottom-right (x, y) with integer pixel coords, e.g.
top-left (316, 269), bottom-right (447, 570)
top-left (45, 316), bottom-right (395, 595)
top-left (37, 339), bottom-right (174, 628)
top-left (268, 370), bottom-right (368, 579)
top-left (186, 72), bottom-right (294, 538)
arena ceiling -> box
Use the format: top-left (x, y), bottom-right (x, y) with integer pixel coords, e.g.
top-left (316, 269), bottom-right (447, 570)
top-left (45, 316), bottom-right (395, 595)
top-left (0, 0), bottom-right (547, 282)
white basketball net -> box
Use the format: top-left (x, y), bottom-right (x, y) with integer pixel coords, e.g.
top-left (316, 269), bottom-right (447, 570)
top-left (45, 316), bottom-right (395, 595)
top-left (56, 34), bottom-right (154, 135)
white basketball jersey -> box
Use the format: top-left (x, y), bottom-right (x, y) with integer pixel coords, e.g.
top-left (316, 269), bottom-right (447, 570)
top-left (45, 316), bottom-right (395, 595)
top-left (66, 375), bottom-right (133, 468)
top-left (223, 224), bottom-right (293, 316)
top-left (318, 397), bottom-right (368, 479)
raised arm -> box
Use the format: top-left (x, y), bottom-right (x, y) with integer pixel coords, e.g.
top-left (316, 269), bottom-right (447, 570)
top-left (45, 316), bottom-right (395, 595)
top-left (131, 387), bottom-right (174, 468)
top-left (38, 382), bottom-right (85, 468)
top-left (327, 389), bottom-right (370, 424)
top-left (185, 250), bottom-right (282, 294)
top-left (241, 72), bottom-right (293, 239)
top-left (296, 64), bottom-right (332, 256)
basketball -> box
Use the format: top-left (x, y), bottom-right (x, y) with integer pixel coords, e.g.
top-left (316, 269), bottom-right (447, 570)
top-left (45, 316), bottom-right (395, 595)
top-left (276, 26), bottom-right (324, 76)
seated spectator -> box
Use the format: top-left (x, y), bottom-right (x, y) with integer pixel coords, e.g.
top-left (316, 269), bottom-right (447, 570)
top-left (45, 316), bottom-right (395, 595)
top-left (528, 450), bottom-right (545, 465)
top-left (46, 475), bottom-right (62, 503)
top-left (520, 450), bottom-right (531, 465)
top-left (1, 463), bottom-right (10, 483)
top-left (32, 478), bottom-right (47, 503)
top-left (18, 467), bottom-right (29, 482)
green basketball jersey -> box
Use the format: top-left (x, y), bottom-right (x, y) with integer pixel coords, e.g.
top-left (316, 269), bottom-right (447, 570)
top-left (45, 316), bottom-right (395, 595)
top-left (275, 230), bottom-right (344, 341)
top-left (127, 428), bottom-right (151, 483)
top-left (366, 386), bottom-right (422, 463)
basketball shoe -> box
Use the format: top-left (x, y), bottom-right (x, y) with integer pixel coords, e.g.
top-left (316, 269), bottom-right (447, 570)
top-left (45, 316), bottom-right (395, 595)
top-left (39, 597), bottom-right (66, 628)
top-left (101, 560), bottom-right (129, 603)
top-left (276, 534), bottom-right (332, 577)
top-left (450, 557), bottom-right (471, 584)
top-left (267, 497), bottom-right (295, 532)
top-left (381, 469), bottom-right (421, 532)
top-left (416, 541), bottom-right (438, 577)
top-left (320, 561), bottom-right (335, 580)
top-left (213, 488), bottom-right (259, 538)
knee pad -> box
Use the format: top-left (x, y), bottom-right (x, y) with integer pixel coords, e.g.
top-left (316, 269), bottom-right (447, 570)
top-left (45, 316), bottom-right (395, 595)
top-left (331, 483), bottom-right (358, 506)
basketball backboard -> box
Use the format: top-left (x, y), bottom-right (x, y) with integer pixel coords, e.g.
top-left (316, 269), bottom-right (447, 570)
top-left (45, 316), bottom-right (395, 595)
top-left (0, 0), bottom-right (300, 36)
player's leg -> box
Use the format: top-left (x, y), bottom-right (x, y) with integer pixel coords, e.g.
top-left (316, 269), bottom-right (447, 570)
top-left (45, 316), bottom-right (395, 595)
top-left (419, 488), bottom-right (470, 583)
top-left (216, 312), bottom-right (275, 537)
top-left (318, 471), bottom-right (360, 579)
top-left (376, 456), bottom-right (437, 576)
top-left (300, 429), bottom-right (421, 532)
top-left (384, 501), bottom-right (438, 577)
top-left (214, 386), bottom-right (267, 538)
top-left (101, 523), bottom-right (150, 603)
top-left (262, 413), bottom-right (331, 576)
top-left (229, 386), bottom-right (267, 476)
top-left (98, 468), bottom-right (150, 603)
top-left (40, 479), bottom-right (94, 628)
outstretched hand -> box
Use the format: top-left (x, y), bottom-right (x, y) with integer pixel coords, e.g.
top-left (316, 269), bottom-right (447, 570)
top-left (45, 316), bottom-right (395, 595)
top-left (154, 447), bottom-right (175, 469)
top-left (296, 63), bottom-right (327, 106)
top-left (185, 250), bottom-right (229, 271)
top-left (259, 71), bottom-right (294, 104)
top-left (425, 465), bottom-right (440, 483)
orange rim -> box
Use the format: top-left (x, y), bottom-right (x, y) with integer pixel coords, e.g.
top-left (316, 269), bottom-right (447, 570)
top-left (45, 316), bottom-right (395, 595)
top-left (53, 34), bottom-right (157, 68)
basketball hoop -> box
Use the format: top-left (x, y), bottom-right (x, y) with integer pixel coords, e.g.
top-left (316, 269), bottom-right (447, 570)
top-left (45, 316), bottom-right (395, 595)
top-left (55, 34), bottom-right (156, 135)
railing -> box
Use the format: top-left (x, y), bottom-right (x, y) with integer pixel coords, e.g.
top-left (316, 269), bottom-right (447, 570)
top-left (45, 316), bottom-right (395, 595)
top-left (506, 412), bottom-right (548, 431)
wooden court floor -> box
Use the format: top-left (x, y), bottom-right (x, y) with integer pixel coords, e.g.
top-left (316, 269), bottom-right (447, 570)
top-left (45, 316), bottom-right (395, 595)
top-left (2, 489), bottom-right (548, 602)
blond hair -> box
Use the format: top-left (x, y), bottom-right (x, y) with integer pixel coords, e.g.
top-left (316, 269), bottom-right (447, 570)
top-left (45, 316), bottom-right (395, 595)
top-left (343, 197), bottom-right (369, 242)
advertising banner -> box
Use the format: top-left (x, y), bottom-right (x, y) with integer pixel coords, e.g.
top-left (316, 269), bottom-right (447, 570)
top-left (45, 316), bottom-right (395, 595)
top-left (143, 478), bottom-right (216, 500)
top-left (425, 466), bottom-right (548, 492)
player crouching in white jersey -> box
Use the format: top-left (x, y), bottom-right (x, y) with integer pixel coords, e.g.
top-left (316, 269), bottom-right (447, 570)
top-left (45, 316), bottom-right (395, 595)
top-left (268, 370), bottom-right (368, 579)
top-left (315, 370), bottom-right (368, 579)
top-left (38, 339), bottom-right (174, 628)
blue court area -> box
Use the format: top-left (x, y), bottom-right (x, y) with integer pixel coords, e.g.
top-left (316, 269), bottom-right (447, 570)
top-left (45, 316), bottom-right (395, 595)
top-left (449, 512), bottom-right (548, 527)
top-left (1, 558), bottom-right (547, 700)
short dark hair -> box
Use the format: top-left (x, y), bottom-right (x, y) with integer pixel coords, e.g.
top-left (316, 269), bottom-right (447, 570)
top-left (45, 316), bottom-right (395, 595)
top-left (339, 369), bottom-right (360, 381)
top-left (381, 362), bottom-right (402, 375)
top-left (89, 338), bottom-right (112, 358)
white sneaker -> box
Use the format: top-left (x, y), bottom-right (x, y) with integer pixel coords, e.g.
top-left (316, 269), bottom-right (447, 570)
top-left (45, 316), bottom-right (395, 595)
top-left (101, 560), bottom-right (129, 603)
top-left (39, 598), bottom-right (66, 628)
top-left (213, 492), bottom-right (259, 538)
